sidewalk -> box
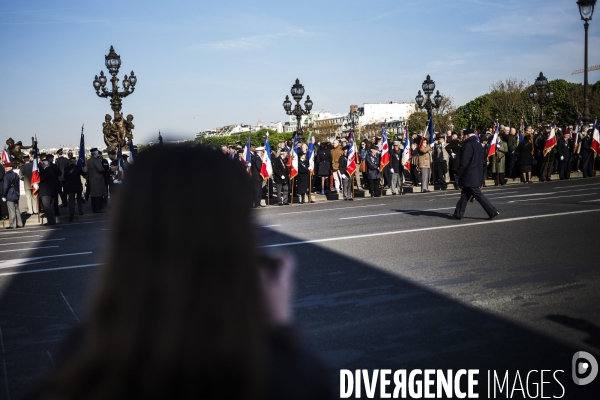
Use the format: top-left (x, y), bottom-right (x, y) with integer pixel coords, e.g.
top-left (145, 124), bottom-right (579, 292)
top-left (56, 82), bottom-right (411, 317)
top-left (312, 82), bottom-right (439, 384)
top-left (3, 195), bottom-right (110, 228)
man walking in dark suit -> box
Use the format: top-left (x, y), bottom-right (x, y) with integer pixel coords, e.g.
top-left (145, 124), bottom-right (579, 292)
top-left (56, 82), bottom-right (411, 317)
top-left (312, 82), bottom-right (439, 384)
top-left (39, 160), bottom-right (59, 225)
top-left (452, 129), bottom-right (499, 221)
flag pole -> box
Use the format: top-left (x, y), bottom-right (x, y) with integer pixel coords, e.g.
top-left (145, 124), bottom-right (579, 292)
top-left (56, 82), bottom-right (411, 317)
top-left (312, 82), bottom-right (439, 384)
top-left (308, 172), bottom-right (313, 203)
top-left (290, 178), bottom-right (294, 205)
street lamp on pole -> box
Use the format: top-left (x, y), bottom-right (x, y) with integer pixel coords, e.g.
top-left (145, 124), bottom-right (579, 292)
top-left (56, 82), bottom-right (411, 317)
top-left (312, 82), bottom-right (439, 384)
top-left (92, 46), bottom-right (137, 150)
top-left (529, 72), bottom-right (554, 123)
top-left (415, 75), bottom-right (442, 119)
top-left (283, 79), bottom-right (313, 136)
top-left (577, 0), bottom-right (597, 123)
top-left (345, 107), bottom-right (364, 135)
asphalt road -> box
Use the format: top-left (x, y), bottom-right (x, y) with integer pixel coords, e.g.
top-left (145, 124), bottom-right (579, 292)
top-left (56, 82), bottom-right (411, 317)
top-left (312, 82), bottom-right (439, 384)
top-left (0, 178), bottom-right (599, 398)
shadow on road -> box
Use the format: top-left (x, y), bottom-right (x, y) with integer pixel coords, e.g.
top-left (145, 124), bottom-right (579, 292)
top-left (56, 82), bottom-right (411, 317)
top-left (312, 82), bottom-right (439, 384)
top-left (547, 314), bottom-right (600, 350)
top-left (0, 226), bottom-right (597, 398)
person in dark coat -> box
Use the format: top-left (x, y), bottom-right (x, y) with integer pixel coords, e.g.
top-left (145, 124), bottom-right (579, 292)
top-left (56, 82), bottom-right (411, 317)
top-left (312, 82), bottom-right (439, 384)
top-left (445, 135), bottom-right (461, 189)
top-left (0, 165), bottom-right (8, 220)
top-left (366, 145), bottom-right (382, 197)
top-left (47, 154), bottom-right (63, 215)
top-left (55, 148), bottom-right (69, 208)
top-left (273, 148), bottom-right (289, 205)
top-left (63, 157), bottom-right (86, 221)
top-left (557, 131), bottom-right (572, 180)
top-left (39, 160), bottom-right (59, 225)
top-left (250, 147), bottom-right (264, 208)
top-left (296, 154), bottom-right (310, 204)
top-left (315, 142), bottom-right (331, 194)
top-left (580, 129), bottom-right (594, 177)
top-left (2, 162), bottom-right (23, 228)
top-left (452, 129), bottom-right (499, 220)
top-left (517, 131), bottom-right (534, 183)
top-left (87, 150), bottom-right (108, 213)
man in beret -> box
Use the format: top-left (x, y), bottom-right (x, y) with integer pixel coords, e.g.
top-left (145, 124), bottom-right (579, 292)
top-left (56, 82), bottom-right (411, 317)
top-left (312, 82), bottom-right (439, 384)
top-left (452, 129), bottom-right (499, 221)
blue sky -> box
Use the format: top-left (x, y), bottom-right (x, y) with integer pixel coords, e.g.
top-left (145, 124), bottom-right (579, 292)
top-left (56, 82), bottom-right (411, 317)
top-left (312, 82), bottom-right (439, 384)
top-left (1, 0), bottom-right (598, 148)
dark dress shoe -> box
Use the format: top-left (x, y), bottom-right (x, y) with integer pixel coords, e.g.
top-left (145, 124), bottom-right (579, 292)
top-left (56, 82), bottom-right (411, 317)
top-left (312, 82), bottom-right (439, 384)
top-left (451, 214), bottom-right (462, 220)
top-left (348, 198), bottom-right (354, 201)
top-left (488, 211), bottom-right (500, 220)
top-left (5, 227), bottom-right (14, 230)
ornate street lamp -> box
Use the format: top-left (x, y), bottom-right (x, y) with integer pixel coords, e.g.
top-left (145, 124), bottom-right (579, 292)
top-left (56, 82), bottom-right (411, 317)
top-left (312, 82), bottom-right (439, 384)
top-left (415, 75), bottom-right (442, 118)
top-left (529, 72), bottom-right (554, 122)
top-left (283, 79), bottom-right (313, 135)
top-left (345, 106), bottom-right (364, 135)
top-left (577, 0), bottom-right (597, 123)
top-left (92, 46), bottom-right (137, 150)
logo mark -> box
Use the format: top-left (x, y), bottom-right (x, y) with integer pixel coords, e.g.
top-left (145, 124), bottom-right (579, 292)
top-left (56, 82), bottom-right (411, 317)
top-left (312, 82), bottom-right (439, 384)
top-left (572, 351), bottom-right (598, 385)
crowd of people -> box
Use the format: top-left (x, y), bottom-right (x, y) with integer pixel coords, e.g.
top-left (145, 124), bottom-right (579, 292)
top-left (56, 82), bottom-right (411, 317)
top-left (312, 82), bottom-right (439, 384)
top-left (1, 148), bottom-right (128, 228)
top-left (223, 122), bottom-right (598, 208)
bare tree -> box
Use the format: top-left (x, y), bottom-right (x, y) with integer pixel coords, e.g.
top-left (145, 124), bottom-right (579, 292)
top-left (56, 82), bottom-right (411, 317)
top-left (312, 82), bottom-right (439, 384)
top-left (432, 93), bottom-right (456, 133)
top-left (488, 78), bottom-right (528, 128)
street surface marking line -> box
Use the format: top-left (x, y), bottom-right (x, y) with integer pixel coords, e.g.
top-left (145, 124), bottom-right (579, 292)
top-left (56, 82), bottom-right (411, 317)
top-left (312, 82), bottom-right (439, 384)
top-left (0, 246), bottom-right (59, 253)
top-left (0, 229), bottom-right (61, 236)
top-left (508, 193), bottom-right (598, 203)
top-left (550, 182), bottom-right (600, 189)
top-left (580, 199), bottom-right (600, 202)
top-left (263, 209), bottom-right (600, 248)
top-left (339, 207), bottom-right (456, 220)
top-left (0, 263), bottom-right (102, 277)
top-left (262, 225), bottom-right (281, 228)
top-left (0, 252), bottom-right (92, 269)
top-left (553, 187), bottom-right (600, 193)
top-left (0, 235), bottom-right (41, 240)
top-left (0, 238), bottom-right (65, 246)
top-left (491, 192), bottom-right (553, 199)
top-left (276, 204), bottom-right (385, 215)
top-left (60, 291), bottom-right (80, 324)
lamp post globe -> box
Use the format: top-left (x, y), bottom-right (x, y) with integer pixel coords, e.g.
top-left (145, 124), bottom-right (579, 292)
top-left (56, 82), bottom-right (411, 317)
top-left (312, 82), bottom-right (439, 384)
top-left (283, 79), bottom-right (312, 136)
top-left (415, 75), bottom-right (442, 118)
top-left (577, 0), bottom-right (596, 20)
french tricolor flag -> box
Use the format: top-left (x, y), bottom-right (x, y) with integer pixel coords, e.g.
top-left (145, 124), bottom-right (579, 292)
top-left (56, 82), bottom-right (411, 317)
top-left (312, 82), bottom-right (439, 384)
top-left (591, 120), bottom-right (600, 155)
top-left (401, 126), bottom-right (411, 171)
top-left (260, 135), bottom-right (273, 180)
top-left (289, 134), bottom-right (299, 180)
top-left (31, 146), bottom-right (40, 198)
top-left (543, 115), bottom-right (557, 157)
top-left (347, 131), bottom-right (357, 176)
top-left (487, 123), bottom-right (499, 162)
top-left (307, 132), bottom-right (315, 172)
top-left (379, 125), bottom-right (390, 171)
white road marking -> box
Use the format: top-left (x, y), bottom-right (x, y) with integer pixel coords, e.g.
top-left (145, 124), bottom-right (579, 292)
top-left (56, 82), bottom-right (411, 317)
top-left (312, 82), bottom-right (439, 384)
top-left (0, 252), bottom-right (92, 269)
top-left (60, 291), bottom-right (80, 323)
top-left (553, 187), bottom-right (600, 193)
top-left (508, 193), bottom-right (598, 203)
top-left (0, 246), bottom-right (59, 253)
top-left (550, 182), bottom-right (600, 189)
top-left (339, 207), bottom-right (456, 220)
top-left (0, 229), bottom-right (60, 236)
top-left (580, 199), bottom-right (600, 202)
top-left (0, 263), bottom-right (101, 277)
top-left (0, 235), bottom-right (41, 240)
top-left (276, 204), bottom-right (386, 215)
top-left (263, 209), bottom-right (600, 248)
top-left (491, 192), bottom-right (553, 199)
top-left (0, 238), bottom-right (65, 246)
top-left (262, 225), bottom-right (281, 228)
